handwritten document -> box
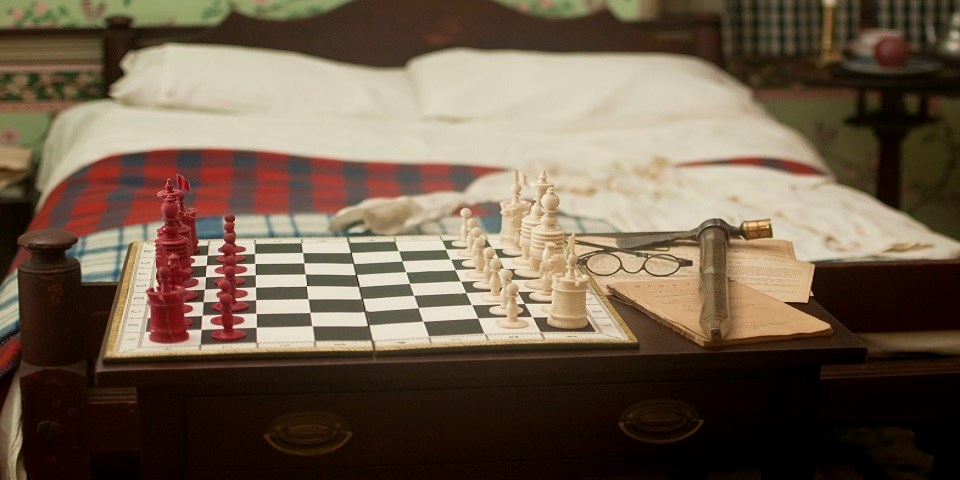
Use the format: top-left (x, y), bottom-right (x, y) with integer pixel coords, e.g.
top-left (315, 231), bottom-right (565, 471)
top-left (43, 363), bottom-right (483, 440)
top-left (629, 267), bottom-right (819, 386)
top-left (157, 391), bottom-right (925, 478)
top-left (609, 278), bottom-right (832, 347)
top-left (577, 236), bottom-right (814, 303)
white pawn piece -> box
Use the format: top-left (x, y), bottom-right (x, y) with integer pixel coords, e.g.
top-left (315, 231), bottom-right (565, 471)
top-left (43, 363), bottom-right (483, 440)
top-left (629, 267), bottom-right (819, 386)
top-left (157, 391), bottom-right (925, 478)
top-left (467, 238), bottom-right (488, 279)
top-left (481, 258), bottom-right (504, 302)
top-left (547, 251), bottom-right (590, 330)
top-left (453, 208), bottom-right (472, 248)
top-left (490, 268), bottom-right (513, 316)
top-left (459, 223), bottom-right (482, 259)
top-left (518, 187), bottom-right (564, 279)
top-left (496, 283), bottom-right (528, 329)
top-left (473, 247), bottom-right (497, 289)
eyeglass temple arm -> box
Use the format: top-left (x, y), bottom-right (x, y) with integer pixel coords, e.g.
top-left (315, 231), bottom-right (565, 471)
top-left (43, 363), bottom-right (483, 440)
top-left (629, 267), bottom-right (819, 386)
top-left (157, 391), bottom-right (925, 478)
top-left (575, 239), bottom-right (693, 267)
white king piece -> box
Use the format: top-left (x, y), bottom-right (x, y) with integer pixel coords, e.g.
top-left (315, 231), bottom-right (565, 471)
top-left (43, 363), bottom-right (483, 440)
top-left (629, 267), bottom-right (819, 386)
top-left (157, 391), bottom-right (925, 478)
top-left (547, 241), bottom-right (589, 330)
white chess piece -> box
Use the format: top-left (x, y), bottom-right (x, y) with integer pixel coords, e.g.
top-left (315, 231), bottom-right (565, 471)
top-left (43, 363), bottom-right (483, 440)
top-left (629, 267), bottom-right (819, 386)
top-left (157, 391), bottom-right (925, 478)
top-left (514, 202), bottom-right (541, 269)
top-left (490, 268), bottom-right (513, 316)
top-left (496, 282), bottom-right (528, 329)
top-left (453, 208), bottom-right (472, 248)
top-left (481, 258), bottom-right (503, 302)
top-left (500, 170), bottom-right (529, 255)
top-left (530, 254), bottom-right (557, 303)
top-left (461, 226), bottom-right (484, 265)
top-left (518, 187), bottom-right (564, 279)
top-left (473, 247), bottom-right (496, 289)
top-left (459, 221), bottom-right (481, 258)
top-left (468, 239), bottom-right (489, 279)
top-left (526, 241), bottom-right (557, 290)
top-left (547, 251), bottom-right (589, 329)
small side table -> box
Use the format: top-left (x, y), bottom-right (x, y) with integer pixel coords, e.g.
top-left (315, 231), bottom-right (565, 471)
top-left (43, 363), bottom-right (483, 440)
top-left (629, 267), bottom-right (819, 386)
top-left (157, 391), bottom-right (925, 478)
top-left (804, 62), bottom-right (960, 209)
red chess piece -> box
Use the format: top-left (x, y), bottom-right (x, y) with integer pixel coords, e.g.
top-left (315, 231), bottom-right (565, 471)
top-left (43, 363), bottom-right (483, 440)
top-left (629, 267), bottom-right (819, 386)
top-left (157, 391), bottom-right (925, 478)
top-left (166, 253), bottom-right (198, 304)
top-left (157, 178), bottom-right (194, 254)
top-left (224, 214), bottom-right (246, 253)
top-left (213, 279), bottom-right (248, 318)
top-left (218, 232), bottom-right (246, 263)
top-left (147, 266), bottom-right (189, 343)
top-left (222, 265), bottom-right (247, 299)
top-left (215, 243), bottom-right (247, 275)
top-left (211, 292), bottom-right (246, 341)
top-left (156, 197), bottom-right (193, 271)
top-left (176, 174), bottom-right (200, 254)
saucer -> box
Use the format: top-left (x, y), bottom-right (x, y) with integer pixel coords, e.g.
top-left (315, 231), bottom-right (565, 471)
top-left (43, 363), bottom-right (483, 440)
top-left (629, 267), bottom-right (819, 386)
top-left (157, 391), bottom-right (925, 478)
top-left (840, 57), bottom-right (944, 76)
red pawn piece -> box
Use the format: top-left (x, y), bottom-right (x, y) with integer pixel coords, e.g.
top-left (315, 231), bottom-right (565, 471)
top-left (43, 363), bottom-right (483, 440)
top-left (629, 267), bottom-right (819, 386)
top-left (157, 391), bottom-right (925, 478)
top-left (222, 265), bottom-right (247, 299)
top-left (224, 214), bottom-right (246, 253)
top-left (213, 278), bottom-right (248, 317)
top-left (211, 292), bottom-right (246, 341)
top-left (146, 266), bottom-right (189, 343)
top-left (217, 232), bottom-right (246, 263)
top-left (215, 243), bottom-right (247, 275)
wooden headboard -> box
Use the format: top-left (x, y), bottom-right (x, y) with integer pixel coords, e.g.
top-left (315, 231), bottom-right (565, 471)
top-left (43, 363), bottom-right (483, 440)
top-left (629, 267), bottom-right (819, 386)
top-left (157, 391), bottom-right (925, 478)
top-left (102, 0), bottom-right (722, 88)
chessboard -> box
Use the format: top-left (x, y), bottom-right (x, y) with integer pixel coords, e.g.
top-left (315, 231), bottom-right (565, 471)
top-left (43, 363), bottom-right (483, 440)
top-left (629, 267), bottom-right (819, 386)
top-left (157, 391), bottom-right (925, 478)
top-left (103, 235), bottom-right (636, 361)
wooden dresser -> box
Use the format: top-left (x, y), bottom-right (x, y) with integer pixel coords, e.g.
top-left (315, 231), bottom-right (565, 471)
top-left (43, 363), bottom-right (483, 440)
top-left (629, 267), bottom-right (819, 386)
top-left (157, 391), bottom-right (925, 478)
top-left (95, 300), bottom-right (864, 479)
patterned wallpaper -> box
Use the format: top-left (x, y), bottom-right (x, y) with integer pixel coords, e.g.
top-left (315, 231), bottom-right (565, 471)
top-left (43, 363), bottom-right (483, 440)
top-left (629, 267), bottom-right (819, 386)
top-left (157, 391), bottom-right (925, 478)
top-left (1, 0), bottom-right (648, 27)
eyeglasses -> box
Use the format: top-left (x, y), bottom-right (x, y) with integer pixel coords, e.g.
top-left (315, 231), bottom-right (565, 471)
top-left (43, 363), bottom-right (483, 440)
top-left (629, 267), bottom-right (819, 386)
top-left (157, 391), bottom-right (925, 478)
top-left (576, 240), bottom-right (692, 277)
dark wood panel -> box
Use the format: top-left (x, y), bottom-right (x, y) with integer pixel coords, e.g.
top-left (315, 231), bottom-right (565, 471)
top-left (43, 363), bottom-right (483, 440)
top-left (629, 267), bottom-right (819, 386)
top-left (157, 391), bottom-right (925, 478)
top-left (186, 0), bottom-right (723, 67)
top-left (812, 260), bottom-right (960, 333)
top-left (184, 379), bottom-right (774, 472)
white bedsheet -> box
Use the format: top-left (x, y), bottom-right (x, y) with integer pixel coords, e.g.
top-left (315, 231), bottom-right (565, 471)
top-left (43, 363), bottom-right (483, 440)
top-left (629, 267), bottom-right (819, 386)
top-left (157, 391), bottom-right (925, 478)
top-left (38, 100), bottom-right (960, 262)
top-left (39, 100), bottom-right (826, 200)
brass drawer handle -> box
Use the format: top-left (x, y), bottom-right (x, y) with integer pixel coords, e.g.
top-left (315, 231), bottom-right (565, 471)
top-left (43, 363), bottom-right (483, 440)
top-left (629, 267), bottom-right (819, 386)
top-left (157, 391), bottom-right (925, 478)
top-left (264, 410), bottom-right (352, 456)
top-left (618, 399), bottom-right (703, 444)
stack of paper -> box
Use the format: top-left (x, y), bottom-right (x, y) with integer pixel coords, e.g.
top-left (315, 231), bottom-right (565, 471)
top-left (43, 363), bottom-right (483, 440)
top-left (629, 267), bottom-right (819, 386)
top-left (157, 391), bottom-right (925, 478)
top-left (577, 236), bottom-right (831, 347)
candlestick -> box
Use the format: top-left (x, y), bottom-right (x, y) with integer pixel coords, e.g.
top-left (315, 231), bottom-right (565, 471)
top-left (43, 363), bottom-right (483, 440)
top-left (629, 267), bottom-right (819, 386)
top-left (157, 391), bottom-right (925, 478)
top-left (818, 3), bottom-right (844, 66)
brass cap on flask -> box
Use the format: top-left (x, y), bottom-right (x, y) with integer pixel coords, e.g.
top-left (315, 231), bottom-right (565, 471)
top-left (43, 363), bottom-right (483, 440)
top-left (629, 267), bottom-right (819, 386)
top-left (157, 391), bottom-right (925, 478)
top-left (740, 219), bottom-right (773, 240)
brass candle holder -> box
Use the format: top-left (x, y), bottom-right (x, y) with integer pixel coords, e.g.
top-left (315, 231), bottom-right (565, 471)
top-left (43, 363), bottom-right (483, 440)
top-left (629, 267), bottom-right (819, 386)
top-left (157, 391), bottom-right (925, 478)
top-left (818, 4), bottom-right (844, 66)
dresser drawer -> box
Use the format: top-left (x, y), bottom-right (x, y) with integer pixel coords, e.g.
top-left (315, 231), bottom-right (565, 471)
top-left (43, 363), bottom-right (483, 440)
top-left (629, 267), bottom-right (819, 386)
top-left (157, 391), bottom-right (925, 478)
top-left (184, 378), bottom-right (777, 473)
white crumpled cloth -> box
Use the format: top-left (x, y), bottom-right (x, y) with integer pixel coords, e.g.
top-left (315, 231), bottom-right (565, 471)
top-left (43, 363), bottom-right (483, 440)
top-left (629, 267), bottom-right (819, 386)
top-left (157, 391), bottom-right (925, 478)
top-left (331, 158), bottom-right (960, 262)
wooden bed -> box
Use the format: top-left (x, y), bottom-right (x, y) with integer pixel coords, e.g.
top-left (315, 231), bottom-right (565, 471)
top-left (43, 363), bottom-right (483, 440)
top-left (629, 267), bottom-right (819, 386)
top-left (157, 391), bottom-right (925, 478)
top-left (11, 0), bottom-right (960, 478)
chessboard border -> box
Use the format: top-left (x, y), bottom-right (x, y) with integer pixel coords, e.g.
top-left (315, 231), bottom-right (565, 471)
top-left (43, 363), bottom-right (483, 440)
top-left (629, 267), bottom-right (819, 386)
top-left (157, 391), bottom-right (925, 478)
top-left (102, 237), bottom-right (638, 363)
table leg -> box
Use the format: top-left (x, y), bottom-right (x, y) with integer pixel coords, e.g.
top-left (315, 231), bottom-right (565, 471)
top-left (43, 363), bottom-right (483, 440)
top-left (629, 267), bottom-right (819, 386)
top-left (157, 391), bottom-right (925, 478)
top-left (873, 126), bottom-right (906, 209)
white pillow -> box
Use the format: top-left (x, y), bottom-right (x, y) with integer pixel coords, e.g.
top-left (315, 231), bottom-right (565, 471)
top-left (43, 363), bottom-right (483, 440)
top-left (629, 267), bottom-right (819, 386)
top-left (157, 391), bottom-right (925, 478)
top-left (406, 48), bottom-right (762, 122)
top-left (110, 43), bottom-right (418, 118)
